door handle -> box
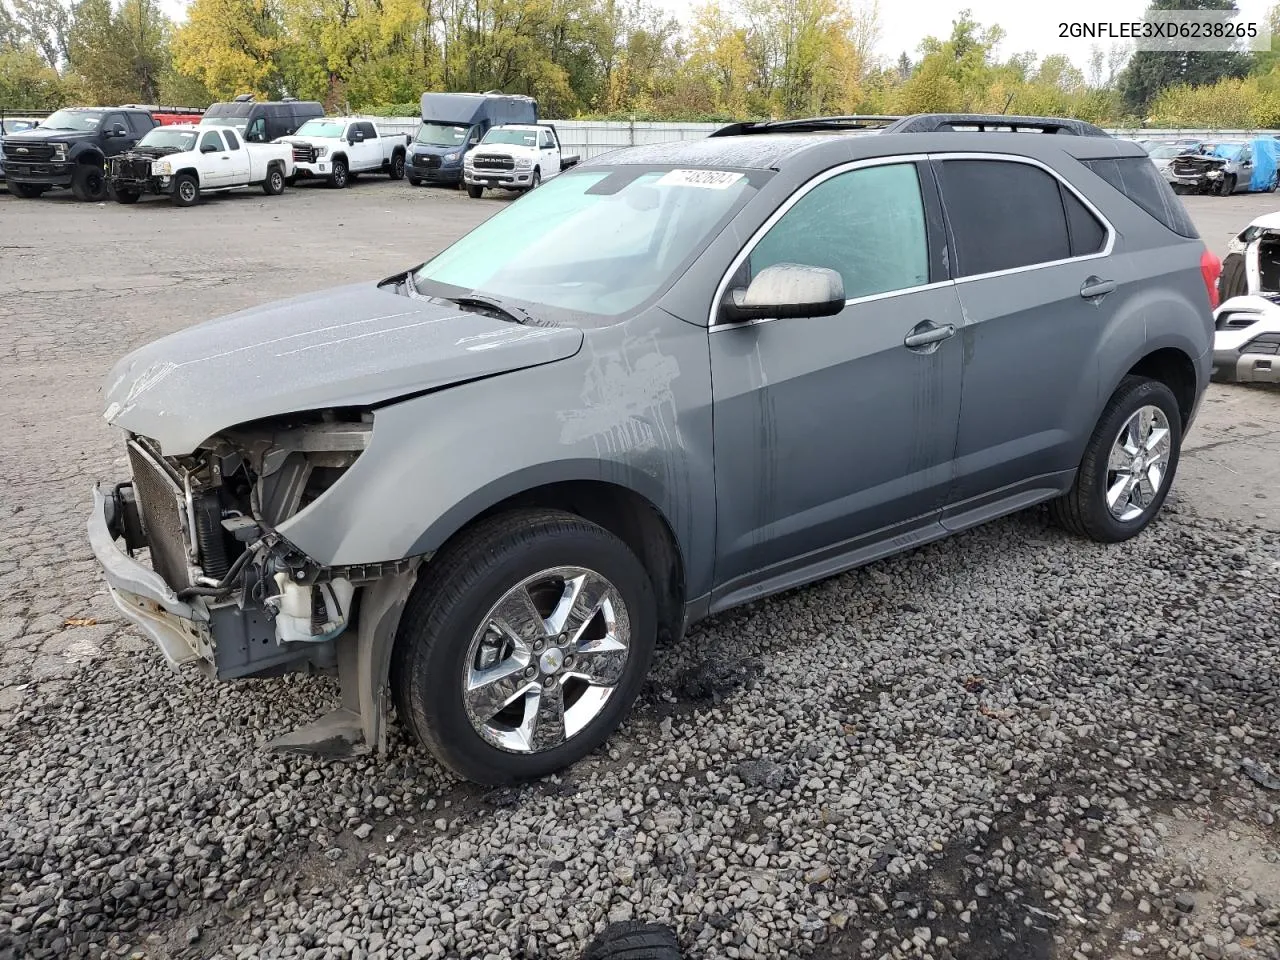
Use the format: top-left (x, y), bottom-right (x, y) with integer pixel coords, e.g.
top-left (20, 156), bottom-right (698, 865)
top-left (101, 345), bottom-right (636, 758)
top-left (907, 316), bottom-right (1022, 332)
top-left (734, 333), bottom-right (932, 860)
top-left (1080, 277), bottom-right (1116, 299)
top-left (904, 320), bottom-right (956, 351)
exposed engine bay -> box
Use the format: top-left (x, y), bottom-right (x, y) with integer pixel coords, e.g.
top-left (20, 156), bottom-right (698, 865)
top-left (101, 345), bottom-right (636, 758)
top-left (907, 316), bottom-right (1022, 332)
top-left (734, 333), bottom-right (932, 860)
top-left (105, 409), bottom-right (409, 681)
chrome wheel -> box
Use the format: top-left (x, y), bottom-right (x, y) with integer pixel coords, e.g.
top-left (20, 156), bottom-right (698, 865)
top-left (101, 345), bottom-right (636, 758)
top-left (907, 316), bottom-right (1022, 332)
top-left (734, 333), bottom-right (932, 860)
top-left (1106, 405), bottom-right (1172, 522)
top-left (463, 566), bottom-right (630, 754)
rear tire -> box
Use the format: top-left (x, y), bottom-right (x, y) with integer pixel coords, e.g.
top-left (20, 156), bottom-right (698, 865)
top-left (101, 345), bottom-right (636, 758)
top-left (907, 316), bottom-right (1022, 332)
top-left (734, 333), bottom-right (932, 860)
top-left (71, 165), bottom-right (107, 202)
top-left (1049, 376), bottom-right (1182, 544)
top-left (467, 184), bottom-right (484, 198)
top-left (262, 165), bottom-right (285, 196)
top-left (391, 509), bottom-right (656, 786)
top-left (1219, 252), bottom-right (1248, 301)
top-left (7, 182), bottom-right (47, 198)
top-left (389, 153), bottom-right (405, 180)
top-left (171, 173), bottom-right (200, 207)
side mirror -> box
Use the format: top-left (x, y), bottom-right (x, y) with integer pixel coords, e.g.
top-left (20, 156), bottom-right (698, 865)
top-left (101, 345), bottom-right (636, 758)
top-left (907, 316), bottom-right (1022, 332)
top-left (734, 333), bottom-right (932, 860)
top-left (719, 263), bottom-right (846, 324)
top-left (111, 124), bottom-right (128, 137)
top-left (201, 143), bottom-right (219, 153)
top-left (350, 130), bottom-right (364, 143)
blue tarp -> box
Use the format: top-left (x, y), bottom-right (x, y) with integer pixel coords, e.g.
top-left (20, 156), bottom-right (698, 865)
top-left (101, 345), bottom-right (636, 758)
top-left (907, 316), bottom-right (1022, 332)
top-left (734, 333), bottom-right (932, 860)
top-left (1248, 137), bottom-right (1278, 192)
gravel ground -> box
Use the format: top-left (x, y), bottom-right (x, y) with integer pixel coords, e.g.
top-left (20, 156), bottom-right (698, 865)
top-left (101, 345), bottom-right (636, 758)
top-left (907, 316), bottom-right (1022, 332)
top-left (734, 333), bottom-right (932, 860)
top-left (1, 181), bottom-right (1278, 960)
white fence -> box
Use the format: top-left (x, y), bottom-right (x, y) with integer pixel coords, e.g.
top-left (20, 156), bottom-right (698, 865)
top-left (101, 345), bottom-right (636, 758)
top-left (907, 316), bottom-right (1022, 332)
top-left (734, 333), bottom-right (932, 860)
top-left (365, 116), bottom-right (1280, 158)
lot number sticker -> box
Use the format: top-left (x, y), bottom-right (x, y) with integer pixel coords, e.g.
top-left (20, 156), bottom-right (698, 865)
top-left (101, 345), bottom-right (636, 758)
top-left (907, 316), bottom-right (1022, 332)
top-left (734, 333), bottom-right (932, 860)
top-left (657, 169), bottom-right (745, 189)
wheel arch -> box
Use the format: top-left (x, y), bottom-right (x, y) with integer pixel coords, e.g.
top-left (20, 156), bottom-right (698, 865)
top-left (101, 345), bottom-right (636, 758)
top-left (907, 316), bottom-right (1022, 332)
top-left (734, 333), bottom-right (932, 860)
top-left (1123, 346), bottom-right (1198, 428)
top-left (174, 166), bottom-right (200, 184)
top-left (70, 145), bottom-right (105, 166)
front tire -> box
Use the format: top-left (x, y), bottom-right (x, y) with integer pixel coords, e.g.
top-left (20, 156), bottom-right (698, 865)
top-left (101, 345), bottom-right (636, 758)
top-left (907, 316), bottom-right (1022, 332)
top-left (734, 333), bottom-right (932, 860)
top-left (329, 158), bottom-right (348, 189)
top-left (1219, 252), bottom-right (1248, 300)
top-left (389, 153), bottom-right (405, 180)
top-left (530, 167), bottom-right (541, 190)
top-left (1049, 376), bottom-right (1182, 543)
top-left (408, 176), bottom-right (421, 186)
top-left (1219, 174), bottom-right (1236, 197)
top-left (171, 173), bottom-right (200, 207)
top-left (113, 187), bottom-right (140, 204)
top-left (466, 184), bottom-right (484, 198)
top-left (71, 165), bottom-right (107, 202)
top-left (392, 510), bottom-right (656, 785)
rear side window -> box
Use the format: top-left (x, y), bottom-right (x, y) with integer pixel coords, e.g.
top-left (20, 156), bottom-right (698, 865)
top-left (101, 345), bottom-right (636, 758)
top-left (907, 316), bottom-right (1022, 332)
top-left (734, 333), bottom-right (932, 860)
top-left (357, 122), bottom-right (377, 139)
top-left (223, 129), bottom-right (240, 149)
top-left (1082, 157), bottom-right (1199, 239)
top-left (939, 160), bottom-right (1074, 276)
top-left (1063, 189), bottom-right (1106, 256)
top-left (126, 113), bottom-right (152, 135)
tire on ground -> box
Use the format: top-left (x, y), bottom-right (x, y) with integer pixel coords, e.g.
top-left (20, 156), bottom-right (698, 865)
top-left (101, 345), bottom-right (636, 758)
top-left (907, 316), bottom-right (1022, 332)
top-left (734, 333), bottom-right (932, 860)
top-left (391, 509), bottom-right (656, 786)
top-left (171, 173), bottom-right (200, 207)
top-left (262, 164), bottom-right (286, 196)
top-left (582, 922), bottom-right (682, 960)
top-left (1049, 375), bottom-right (1183, 544)
top-left (467, 184), bottom-right (484, 198)
top-left (1218, 252), bottom-right (1248, 301)
top-left (71, 164), bottom-right (107, 202)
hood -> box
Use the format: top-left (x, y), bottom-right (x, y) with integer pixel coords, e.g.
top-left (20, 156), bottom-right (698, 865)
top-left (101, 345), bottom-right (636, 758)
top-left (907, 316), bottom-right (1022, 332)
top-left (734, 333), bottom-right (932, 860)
top-left (3, 129), bottom-right (95, 145)
top-left (102, 282), bottom-right (584, 455)
top-left (1246, 211), bottom-right (1280, 232)
top-left (128, 144), bottom-right (187, 159)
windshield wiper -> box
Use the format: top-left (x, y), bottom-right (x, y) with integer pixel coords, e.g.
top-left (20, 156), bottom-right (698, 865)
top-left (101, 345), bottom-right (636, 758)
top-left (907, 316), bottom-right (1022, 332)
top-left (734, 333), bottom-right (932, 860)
top-left (448, 293), bottom-right (536, 325)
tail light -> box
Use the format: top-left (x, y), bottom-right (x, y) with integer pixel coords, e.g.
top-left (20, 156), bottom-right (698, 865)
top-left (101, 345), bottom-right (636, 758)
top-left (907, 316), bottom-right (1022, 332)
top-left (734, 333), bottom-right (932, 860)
top-left (1201, 247), bottom-right (1222, 309)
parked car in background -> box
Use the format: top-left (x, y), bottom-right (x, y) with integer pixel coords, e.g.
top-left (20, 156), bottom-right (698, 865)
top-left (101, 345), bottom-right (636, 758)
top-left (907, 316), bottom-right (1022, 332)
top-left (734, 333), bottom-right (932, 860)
top-left (462, 123), bottom-right (580, 197)
top-left (0, 115), bottom-right (41, 185)
top-left (1213, 295), bottom-right (1280, 382)
top-left (1218, 211), bottom-right (1280, 300)
top-left (1147, 141), bottom-right (1202, 180)
top-left (409, 91), bottom-right (537, 187)
top-left (277, 117), bottom-right (409, 188)
top-left (106, 124), bottom-right (292, 206)
top-left (201, 96), bottom-right (323, 144)
top-left (2, 106), bottom-right (155, 200)
top-left (1167, 140), bottom-right (1279, 195)
top-left (88, 112), bottom-right (1216, 786)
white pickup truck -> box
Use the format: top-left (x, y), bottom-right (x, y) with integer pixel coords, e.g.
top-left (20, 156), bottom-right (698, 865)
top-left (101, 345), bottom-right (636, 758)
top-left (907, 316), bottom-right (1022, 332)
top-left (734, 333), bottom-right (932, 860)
top-left (276, 117), bottom-right (410, 188)
top-left (105, 124), bottom-right (294, 206)
top-left (462, 123), bottom-right (580, 198)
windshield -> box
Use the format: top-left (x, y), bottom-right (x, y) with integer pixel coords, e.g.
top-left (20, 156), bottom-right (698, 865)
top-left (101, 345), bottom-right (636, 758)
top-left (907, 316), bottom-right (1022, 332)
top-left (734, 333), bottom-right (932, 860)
top-left (483, 128), bottom-right (539, 147)
top-left (413, 167), bottom-right (759, 317)
top-left (203, 117), bottom-right (248, 132)
top-left (295, 119), bottom-right (345, 138)
top-left (1150, 145), bottom-right (1188, 159)
top-left (39, 110), bottom-right (103, 132)
top-left (137, 129), bottom-right (197, 151)
top-left (416, 122), bottom-right (468, 147)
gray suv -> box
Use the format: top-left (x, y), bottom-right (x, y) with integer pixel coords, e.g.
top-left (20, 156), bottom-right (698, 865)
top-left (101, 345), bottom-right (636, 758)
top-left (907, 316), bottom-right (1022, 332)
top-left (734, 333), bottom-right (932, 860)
top-left (89, 113), bottom-right (1219, 785)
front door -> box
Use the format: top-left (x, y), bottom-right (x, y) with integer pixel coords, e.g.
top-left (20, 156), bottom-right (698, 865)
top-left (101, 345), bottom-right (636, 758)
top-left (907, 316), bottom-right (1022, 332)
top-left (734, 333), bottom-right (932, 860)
top-left (709, 159), bottom-right (965, 605)
top-left (199, 129), bottom-right (230, 186)
top-left (100, 112), bottom-right (135, 157)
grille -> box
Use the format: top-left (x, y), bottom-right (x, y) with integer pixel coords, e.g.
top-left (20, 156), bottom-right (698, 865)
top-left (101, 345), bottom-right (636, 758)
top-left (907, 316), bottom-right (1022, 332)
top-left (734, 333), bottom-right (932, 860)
top-left (472, 154), bottom-right (514, 170)
top-left (292, 143), bottom-right (316, 163)
top-left (413, 153), bottom-right (441, 168)
top-left (2, 139), bottom-right (54, 161)
top-left (112, 156), bottom-right (153, 179)
top-left (1172, 159), bottom-right (1214, 177)
top-left (127, 441), bottom-right (192, 591)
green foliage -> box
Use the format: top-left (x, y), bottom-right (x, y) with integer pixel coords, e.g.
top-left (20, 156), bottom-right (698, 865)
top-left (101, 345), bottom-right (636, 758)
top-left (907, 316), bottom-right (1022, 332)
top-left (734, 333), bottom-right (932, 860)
top-left (67, 0), bottom-right (171, 103)
top-left (0, 43), bottom-right (82, 107)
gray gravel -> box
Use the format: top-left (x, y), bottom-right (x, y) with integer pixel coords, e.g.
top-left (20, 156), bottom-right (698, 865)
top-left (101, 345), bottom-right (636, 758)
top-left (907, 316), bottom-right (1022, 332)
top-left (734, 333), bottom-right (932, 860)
top-left (1, 497), bottom-right (1277, 960)
top-left (1, 183), bottom-right (1278, 960)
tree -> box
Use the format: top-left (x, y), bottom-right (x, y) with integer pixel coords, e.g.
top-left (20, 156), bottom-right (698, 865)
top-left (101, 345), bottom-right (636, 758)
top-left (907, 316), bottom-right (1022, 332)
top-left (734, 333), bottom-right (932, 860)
top-left (1116, 0), bottom-right (1252, 114)
top-left (172, 0), bottom-right (286, 100)
top-left (0, 43), bottom-right (80, 106)
top-left (66, 0), bottom-right (170, 103)
top-left (10, 0), bottom-right (71, 67)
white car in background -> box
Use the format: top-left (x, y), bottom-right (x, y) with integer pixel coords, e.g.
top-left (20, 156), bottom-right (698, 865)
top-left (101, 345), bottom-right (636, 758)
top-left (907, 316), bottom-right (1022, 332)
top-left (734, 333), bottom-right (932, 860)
top-left (1219, 211), bottom-right (1280, 300)
top-left (1212, 295), bottom-right (1280, 383)
top-left (276, 117), bottom-right (410, 188)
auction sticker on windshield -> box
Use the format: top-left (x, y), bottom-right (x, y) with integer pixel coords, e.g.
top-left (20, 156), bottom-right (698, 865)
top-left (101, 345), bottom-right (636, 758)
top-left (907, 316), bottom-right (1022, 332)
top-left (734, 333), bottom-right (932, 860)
top-left (657, 169), bottom-right (745, 189)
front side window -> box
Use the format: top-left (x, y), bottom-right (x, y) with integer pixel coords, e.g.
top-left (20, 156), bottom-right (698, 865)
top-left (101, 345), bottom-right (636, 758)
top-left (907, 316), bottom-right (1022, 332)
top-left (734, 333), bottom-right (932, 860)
top-left (541, 130), bottom-right (556, 148)
top-left (939, 159), bottom-right (1075, 277)
top-left (103, 113), bottom-right (127, 135)
top-left (199, 130), bottom-right (224, 152)
top-left (746, 163), bottom-right (929, 301)
top-left (414, 166), bottom-right (760, 317)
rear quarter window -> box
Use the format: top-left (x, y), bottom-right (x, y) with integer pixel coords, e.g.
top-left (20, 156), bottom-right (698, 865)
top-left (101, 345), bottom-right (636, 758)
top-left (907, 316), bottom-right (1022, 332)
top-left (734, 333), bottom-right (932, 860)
top-left (1081, 157), bottom-right (1199, 239)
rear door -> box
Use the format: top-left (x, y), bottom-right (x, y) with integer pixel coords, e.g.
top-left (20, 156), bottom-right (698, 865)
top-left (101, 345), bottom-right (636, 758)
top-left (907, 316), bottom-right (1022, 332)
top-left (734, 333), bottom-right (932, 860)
top-left (932, 154), bottom-right (1126, 526)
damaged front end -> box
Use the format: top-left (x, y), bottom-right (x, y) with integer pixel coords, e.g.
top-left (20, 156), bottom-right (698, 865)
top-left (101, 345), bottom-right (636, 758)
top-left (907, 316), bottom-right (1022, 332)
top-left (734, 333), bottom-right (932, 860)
top-left (89, 409), bottom-right (415, 752)
top-left (1167, 154), bottom-right (1228, 195)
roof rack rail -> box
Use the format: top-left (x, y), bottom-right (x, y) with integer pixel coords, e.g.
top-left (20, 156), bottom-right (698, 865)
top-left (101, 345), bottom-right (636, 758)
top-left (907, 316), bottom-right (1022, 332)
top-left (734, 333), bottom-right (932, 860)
top-left (709, 115), bottom-right (902, 137)
top-left (881, 114), bottom-right (1111, 137)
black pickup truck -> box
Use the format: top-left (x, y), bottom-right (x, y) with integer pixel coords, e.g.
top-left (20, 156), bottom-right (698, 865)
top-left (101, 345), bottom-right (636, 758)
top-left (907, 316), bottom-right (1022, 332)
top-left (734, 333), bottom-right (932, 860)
top-left (2, 106), bottom-right (156, 200)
